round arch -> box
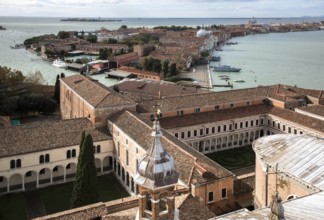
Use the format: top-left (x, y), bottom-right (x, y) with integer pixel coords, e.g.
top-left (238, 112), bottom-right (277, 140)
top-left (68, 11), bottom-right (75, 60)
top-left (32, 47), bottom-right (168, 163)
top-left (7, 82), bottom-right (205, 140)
top-left (52, 165), bottom-right (64, 182)
top-left (66, 163), bottom-right (77, 179)
top-left (39, 168), bottom-right (51, 185)
top-left (103, 156), bottom-right (113, 171)
top-left (24, 170), bottom-right (37, 190)
top-left (0, 176), bottom-right (8, 193)
top-left (9, 173), bottom-right (23, 191)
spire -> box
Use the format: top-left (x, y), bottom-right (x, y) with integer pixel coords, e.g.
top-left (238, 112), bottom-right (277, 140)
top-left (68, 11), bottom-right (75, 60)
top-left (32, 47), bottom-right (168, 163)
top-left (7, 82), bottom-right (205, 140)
top-left (134, 103), bottom-right (179, 189)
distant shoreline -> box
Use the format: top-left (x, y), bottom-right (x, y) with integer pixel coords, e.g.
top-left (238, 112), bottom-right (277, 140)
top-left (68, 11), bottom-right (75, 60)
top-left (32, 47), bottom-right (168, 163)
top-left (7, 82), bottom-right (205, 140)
top-left (61, 18), bottom-right (122, 22)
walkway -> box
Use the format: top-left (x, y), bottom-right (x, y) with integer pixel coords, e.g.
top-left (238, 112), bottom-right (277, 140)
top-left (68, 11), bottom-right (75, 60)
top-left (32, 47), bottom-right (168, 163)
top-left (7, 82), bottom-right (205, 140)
top-left (179, 65), bottom-right (212, 89)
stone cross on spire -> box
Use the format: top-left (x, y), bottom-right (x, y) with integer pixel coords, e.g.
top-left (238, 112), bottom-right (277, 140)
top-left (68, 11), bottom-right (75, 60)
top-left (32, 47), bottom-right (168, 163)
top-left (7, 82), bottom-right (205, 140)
top-left (152, 102), bottom-right (162, 120)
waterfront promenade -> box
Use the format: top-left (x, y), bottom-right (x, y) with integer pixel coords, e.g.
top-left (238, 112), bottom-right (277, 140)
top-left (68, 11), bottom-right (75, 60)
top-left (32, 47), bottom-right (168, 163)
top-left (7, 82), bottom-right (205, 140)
top-left (179, 65), bottom-right (212, 89)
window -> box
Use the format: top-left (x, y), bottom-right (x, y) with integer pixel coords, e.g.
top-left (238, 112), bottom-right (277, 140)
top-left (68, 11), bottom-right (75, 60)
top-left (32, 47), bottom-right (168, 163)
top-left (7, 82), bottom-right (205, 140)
top-left (39, 155), bottom-right (45, 164)
top-left (117, 142), bottom-right (120, 157)
top-left (245, 121), bottom-right (248, 128)
top-left (256, 119), bottom-right (259, 126)
top-left (195, 107), bottom-right (200, 113)
top-left (206, 128), bottom-right (209, 135)
top-left (247, 101), bottom-right (250, 106)
top-left (53, 166), bottom-right (58, 172)
top-left (288, 127), bottom-right (291, 133)
top-left (150, 114), bottom-right (154, 120)
top-left (283, 125), bottom-right (286, 131)
top-left (267, 119), bottom-right (270, 126)
top-left (234, 123), bottom-right (237, 129)
top-left (200, 129), bottom-right (204, 136)
top-left (251, 120), bottom-right (254, 127)
top-left (212, 127), bottom-right (215, 133)
top-left (66, 164), bottom-right (71, 169)
top-left (229, 124), bottom-right (232, 130)
top-left (72, 149), bottom-right (76, 157)
top-left (208, 191), bottom-right (214, 202)
top-left (40, 168), bottom-right (45, 174)
top-left (230, 103), bottom-right (234, 108)
top-left (0, 176), bottom-right (3, 182)
top-left (16, 159), bottom-right (21, 168)
top-left (177, 110), bottom-right (184, 116)
top-left (181, 132), bottom-right (185, 139)
top-left (215, 105), bottom-right (219, 110)
top-left (218, 126), bottom-right (221, 132)
top-left (136, 159), bottom-right (139, 171)
top-left (294, 129), bottom-right (297, 134)
top-left (96, 145), bottom-right (101, 153)
top-left (187, 131), bottom-right (191, 138)
top-left (45, 154), bottom-right (50, 163)
top-left (273, 121), bottom-right (275, 127)
top-left (300, 131), bottom-right (303, 134)
top-left (194, 130), bottom-right (197, 137)
top-left (67, 150), bottom-right (71, 159)
top-left (175, 133), bottom-right (178, 138)
top-left (240, 122), bottom-right (243, 129)
top-left (126, 139), bottom-right (128, 145)
top-left (26, 171), bottom-right (32, 177)
top-left (223, 125), bottom-right (226, 131)
top-left (221, 188), bottom-right (227, 199)
top-left (126, 150), bottom-right (129, 166)
top-left (261, 118), bottom-right (264, 125)
top-left (10, 160), bottom-right (15, 169)
top-left (277, 123), bottom-right (280, 129)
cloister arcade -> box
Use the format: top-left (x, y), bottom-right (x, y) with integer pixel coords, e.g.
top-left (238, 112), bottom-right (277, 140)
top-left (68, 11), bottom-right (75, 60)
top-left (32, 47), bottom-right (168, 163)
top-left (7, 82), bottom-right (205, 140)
top-left (0, 156), bottom-right (114, 194)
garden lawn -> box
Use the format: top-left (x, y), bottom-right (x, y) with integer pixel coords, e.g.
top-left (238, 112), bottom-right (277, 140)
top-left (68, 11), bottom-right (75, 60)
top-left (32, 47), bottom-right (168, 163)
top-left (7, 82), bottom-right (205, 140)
top-left (39, 173), bottom-right (129, 215)
top-left (206, 146), bottom-right (255, 171)
top-left (0, 193), bottom-right (27, 220)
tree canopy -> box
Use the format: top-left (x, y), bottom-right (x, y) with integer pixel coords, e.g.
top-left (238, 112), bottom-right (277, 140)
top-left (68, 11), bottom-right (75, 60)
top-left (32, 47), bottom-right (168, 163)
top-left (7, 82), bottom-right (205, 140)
top-left (70, 133), bottom-right (98, 208)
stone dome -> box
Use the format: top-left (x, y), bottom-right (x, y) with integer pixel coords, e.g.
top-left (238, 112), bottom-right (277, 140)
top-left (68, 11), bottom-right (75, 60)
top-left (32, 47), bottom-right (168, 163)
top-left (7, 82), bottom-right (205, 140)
top-left (196, 29), bottom-right (208, 37)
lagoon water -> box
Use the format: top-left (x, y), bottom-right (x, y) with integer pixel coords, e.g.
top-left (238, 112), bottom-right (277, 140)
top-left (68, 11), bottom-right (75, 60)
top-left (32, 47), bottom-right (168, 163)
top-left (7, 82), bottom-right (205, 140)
top-left (0, 17), bottom-right (323, 91)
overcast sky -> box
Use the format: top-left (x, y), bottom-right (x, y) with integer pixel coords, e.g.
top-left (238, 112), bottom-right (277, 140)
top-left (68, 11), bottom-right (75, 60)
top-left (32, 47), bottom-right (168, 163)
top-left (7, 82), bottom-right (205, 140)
top-left (0, 0), bottom-right (323, 18)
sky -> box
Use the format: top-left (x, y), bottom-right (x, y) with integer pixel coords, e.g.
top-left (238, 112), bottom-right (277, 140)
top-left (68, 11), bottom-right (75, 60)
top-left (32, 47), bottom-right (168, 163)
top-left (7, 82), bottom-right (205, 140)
top-left (0, 0), bottom-right (324, 18)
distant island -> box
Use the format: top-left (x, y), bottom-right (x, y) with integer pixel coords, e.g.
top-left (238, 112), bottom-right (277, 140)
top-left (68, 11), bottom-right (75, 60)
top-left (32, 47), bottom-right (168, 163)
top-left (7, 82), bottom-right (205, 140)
top-left (61, 18), bottom-right (122, 22)
top-left (0, 25), bottom-right (6, 30)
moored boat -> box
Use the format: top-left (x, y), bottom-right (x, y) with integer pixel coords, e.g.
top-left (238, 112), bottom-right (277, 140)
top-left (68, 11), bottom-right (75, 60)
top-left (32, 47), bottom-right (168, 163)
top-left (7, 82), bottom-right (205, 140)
top-left (10, 44), bottom-right (24, 49)
top-left (213, 65), bottom-right (241, 72)
top-left (52, 58), bottom-right (67, 68)
top-left (234, 79), bottom-right (245, 83)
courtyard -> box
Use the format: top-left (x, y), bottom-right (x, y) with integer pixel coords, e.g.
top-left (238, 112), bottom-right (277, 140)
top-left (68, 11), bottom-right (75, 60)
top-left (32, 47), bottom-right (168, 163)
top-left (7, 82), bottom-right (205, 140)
top-left (206, 146), bottom-right (256, 171)
top-left (0, 173), bottom-right (129, 220)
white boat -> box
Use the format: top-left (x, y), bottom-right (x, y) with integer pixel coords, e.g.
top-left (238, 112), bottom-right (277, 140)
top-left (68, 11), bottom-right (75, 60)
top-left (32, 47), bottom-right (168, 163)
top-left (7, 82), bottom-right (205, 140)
top-left (52, 58), bottom-right (67, 68)
top-left (234, 79), bottom-right (245, 83)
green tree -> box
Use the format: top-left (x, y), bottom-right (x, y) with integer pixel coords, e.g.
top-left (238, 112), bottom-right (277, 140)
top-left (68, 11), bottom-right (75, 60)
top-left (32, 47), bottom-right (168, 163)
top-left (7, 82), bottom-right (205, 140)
top-left (54, 74), bottom-right (60, 104)
top-left (99, 48), bottom-right (108, 60)
top-left (152, 60), bottom-right (161, 73)
top-left (162, 59), bottom-right (169, 75)
top-left (170, 63), bottom-right (177, 76)
top-left (119, 25), bottom-right (127, 30)
top-left (57, 31), bottom-right (70, 39)
top-left (87, 35), bottom-right (97, 43)
top-left (107, 38), bottom-right (118, 44)
top-left (24, 71), bottom-right (47, 85)
top-left (70, 133), bottom-right (98, 208)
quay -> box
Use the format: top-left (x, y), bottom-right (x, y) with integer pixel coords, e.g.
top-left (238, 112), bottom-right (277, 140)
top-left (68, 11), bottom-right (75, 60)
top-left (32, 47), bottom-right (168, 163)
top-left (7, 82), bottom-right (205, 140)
top-left (179, 65), bottom-right (212, 89)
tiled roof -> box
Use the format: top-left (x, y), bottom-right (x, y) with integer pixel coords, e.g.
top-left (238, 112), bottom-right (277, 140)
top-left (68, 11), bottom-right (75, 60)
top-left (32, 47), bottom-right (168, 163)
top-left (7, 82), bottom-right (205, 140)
top-left (296, 105), bottom-right (324, 117)
top-left (0, 118), bottom-right (111, 158)
top-left (269, 107), bottom-right (324, 133)
top-left (113, 52), bottom-right (139, 61)
top-left (109, 111), bottom-right (233, 185)
top-left (159, 104), bottom-right (270, 129)
top-left (61, 74), bottom-right (135, 108)
top-left (118, 66), bottom-right (160, 77)
top-left (116, 80), bottom-right (210, 98)
top-left (177, 194), bottom-right (216, 220)
top-left (137, 86), bottom-right (270, 113)
top-left (137, 85), bottom-right (324, 113)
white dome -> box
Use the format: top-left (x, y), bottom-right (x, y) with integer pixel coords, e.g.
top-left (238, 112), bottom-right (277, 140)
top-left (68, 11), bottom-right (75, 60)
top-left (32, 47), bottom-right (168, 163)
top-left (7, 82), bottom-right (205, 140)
top-left (196, 29), bottom-right (208, 37)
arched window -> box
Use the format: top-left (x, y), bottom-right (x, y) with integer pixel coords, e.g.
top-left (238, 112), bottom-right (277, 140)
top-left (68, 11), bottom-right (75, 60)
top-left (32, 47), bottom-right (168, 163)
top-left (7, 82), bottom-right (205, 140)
top-left (39, 155), bottom-right (45, 164)
top-left (16, 159), bottom-right (21, 168)
top-left (72, 149), bottom-right (76, 157)
top-left (45, 154), bottom-right (50, 163)
top-left (40, 168), bottom-right (45, 174)
top-left (66, 150), bottom-right (71, 159)
top-left (10, 160), bottom-right (15, 169)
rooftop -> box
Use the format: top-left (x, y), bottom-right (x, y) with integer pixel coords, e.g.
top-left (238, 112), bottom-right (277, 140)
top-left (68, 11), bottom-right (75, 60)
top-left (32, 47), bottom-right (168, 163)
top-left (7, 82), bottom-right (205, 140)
top-left (109, 110), bottom-right (233, 186)
top-left (253, 134), bottom-right (324, 190)
top-left (0, 118), bottom-right (111, 158)
top-left (61, 74), bottom-right (135, 108)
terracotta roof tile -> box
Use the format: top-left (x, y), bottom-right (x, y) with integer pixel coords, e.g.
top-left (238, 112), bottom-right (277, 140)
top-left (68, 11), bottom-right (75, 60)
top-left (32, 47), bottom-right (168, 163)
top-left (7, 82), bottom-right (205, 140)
top-left (61, 75), bottom-right (135, 108)
top-left (296, 105), bottom-right (324, 117)
top-left (0, 118), bottom-right (111, 158)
